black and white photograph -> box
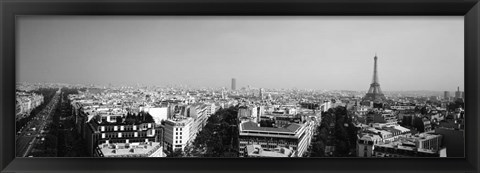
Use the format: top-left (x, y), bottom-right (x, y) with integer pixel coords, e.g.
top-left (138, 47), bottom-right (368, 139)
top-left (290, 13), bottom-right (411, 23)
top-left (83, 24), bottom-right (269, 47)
top-left (15, 16), bottom-right (465, 158)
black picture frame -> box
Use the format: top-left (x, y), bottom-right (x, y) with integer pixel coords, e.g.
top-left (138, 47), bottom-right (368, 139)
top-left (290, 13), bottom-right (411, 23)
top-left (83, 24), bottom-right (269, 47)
top-left (1, 0), bottom-right (479, 173)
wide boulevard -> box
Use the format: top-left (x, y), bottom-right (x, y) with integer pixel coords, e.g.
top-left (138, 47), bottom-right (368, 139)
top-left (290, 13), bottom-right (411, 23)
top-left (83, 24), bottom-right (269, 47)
top-left (15, 88), bottom-right (61, 157)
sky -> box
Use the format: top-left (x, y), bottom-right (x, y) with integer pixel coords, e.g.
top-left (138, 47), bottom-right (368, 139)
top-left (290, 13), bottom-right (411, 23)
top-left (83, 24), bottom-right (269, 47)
top-left (17, 16), bottom-right (464, 91)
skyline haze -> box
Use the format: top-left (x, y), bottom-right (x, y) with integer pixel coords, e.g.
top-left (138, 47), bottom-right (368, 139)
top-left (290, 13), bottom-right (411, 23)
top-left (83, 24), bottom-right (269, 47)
top-left (17, 16), bottom-right (464, 91)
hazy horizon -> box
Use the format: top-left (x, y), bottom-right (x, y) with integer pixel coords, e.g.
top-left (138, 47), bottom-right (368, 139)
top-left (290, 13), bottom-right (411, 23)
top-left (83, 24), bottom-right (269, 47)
top-left (17, 16), bottom-right (464, 91)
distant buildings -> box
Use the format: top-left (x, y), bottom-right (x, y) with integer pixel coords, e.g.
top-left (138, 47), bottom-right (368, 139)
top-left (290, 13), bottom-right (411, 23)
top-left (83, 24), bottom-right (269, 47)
top-left (15, 92), bottom-right (44, 120)
top-left (259, 88), bottom-right (264, 100)
top-left (454, 86), bottom-right (464, 100)
top-left (33, 63), bottom-right (463, 158)
top-left (369, 112), bottom-right (398, 126)
top-left (231, 78), bottom-right (236, 90)
top-left (390, 105), bottom-right (416, 111)
top-left (402, 114), bottom-right (432, 133)
top-left (444, 91), bottom-right (450, 100)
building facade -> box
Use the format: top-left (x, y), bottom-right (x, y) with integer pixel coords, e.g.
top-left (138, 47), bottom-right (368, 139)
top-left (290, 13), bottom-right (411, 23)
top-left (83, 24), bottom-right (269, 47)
top-left (163, 117), bottom-right (193, 152)
top-left (238, 121), bottom-right (313, 157)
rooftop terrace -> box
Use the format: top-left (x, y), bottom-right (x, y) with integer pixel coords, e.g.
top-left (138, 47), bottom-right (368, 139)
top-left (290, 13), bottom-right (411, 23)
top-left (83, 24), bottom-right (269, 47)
top-left (98, 142), bottom-right (163, 157)
top-left (240, 121), bottom-right (301, 134)
top-left (246, 144), bottom-right (293, 157)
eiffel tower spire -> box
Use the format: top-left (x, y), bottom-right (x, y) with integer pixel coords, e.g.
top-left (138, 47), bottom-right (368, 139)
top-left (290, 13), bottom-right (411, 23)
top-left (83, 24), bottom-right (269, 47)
top-left (364, 54), bottom-right (386, 103)
top-left (372, 54), bottom-right (379, 84)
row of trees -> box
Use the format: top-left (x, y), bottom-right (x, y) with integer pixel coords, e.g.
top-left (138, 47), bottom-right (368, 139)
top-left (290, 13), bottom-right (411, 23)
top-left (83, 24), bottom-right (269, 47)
top-left (58, 88), bottom-right (89, 157)
top-left (31, 89), bottom-right (63, 157)
top-left (181, 107), bottom-right (239, 157)
top-left (310, 106), bottom-right (357, 157)
top-left (16, 88), bottom-right (58, 132)
top-left (447, 99), bottom-right (465, 112)
top-left (32, 88), bottom-right (90, 157)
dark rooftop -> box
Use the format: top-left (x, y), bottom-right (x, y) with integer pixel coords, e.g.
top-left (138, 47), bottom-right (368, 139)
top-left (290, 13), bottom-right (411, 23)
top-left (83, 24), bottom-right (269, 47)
top-left (241, 121), bottom-right (301, 133)
top-left (382, 127), bottom-right (401, 134)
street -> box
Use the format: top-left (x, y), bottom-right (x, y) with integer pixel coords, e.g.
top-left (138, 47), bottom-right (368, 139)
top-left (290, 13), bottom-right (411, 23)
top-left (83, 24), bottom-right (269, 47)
top-left (16, 88), bottom-right (61, 157)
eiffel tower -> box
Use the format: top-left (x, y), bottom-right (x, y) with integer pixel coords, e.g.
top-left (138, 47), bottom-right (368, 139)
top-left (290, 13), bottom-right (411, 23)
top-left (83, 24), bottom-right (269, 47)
top-left (363, 54), bottom-right (386, 103)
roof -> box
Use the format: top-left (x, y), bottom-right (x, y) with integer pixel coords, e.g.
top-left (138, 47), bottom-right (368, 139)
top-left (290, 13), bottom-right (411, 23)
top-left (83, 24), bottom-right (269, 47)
top-left (285, 124), bottom-right (301, 132)
top-left (390, 125), bottom-right (411, 133)
top-left (98, 142), bottom-right (162, 157)
top-left (438, 119), bottom-right (458, 129)
top-left (411, 133), bottom-right (441, 141)
top-left (245, 144), bottom-right (293, 157)
top-left (382, 127), bottom-right (401, 134)
top-left (240, 121), bottom-right (301, 133)
top-left (359, 133), bottom-right (382, 141)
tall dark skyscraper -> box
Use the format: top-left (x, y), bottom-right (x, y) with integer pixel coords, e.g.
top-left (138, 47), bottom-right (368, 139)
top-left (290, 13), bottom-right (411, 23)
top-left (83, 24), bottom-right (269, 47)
top-left (444, 91), bottom-right (450, 100)
top-left (231, 78), bottom-right (236, 90)
top-left (363, 54), bottom-right (386, 103)
top-left (455, 86), bottom-right (461, 99)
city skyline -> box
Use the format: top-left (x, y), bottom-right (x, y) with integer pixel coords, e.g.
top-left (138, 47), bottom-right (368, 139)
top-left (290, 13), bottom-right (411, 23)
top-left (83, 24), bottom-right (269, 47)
top-left (17, 16), bottom-right (464, 91)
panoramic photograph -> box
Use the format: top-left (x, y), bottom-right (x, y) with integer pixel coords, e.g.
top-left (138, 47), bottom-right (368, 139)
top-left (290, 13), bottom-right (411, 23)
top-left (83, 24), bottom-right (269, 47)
top-left (15, 16), bottom-right (464, 158)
